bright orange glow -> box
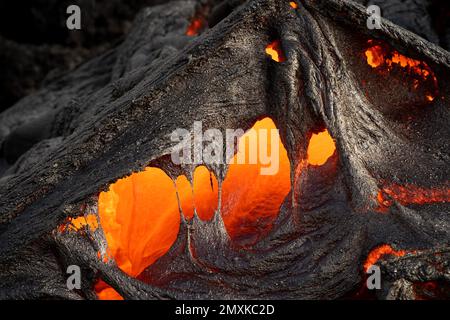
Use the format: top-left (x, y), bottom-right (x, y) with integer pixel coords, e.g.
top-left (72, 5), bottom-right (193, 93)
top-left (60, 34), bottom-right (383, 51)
top-left (174, 167), bottom-right (219, 221)
top-left (98, 167), bottom-right (181, 278)
top-left (306, 130), bottom-right (336, 166)
top-left (365, 43), bottom-right (430, 74)
top-left (175, 175), bottom-right (195, 219)
top-left (60, 214), bottom-right (99, 232)
top-left (94, 280), bottom-right (123, 300)
top-left (290, 2), bottom-right (298, 9)
top-left (364, 40), bottom-right (438, 102)
top-left (365, 44), bottom-right (385, 68)
top-left (186, 17), bottom-right (204, 36)
top-left (193, 166), bottom-right (219, 220)
top-left (265, 40), bottom-right (286, 62)
top-left (222, 118), bottom-right (291, 245)
top-left (95, 117), bottom-right (291, 298)
top-left (364, 244), bottom-right (407, 272)
top-left (377, 183), bottom-right (450, 211)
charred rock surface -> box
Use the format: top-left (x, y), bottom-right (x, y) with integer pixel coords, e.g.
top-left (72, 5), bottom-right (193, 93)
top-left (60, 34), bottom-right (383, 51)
top-left (0, 0), bottom-right (194, 113)
top-left (0, 0), bottom-right (449, 299)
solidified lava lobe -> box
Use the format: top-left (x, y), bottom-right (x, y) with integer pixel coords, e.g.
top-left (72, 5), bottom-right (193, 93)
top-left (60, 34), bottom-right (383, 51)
top-left (93, 121), bottom-right (346, 298)
top-left (94, 117), bottom-right (291, 299)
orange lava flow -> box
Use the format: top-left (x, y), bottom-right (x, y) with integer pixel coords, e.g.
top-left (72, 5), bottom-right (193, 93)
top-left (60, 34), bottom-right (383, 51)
top-left (365, 42), bottom-right (430, 77)
top-left (364, 244), bottom-right (407, 272)
top-left (95, 167), bottom-right (181, 299)
top-left (186, 17), bottom-right (204, 36)
top-left (377, 183), bottom-right (450, 211)
top-left (364, 40), bottom-right (438, 101)
top-left (306, 129), bottom-right (336, 166)
top-left (94, 117), bottom-right (291, 299)
top-left (59, 214), bottom-right (99, 233)
top-left (173, 166), bottom-right (220, 221)
top-left (265, 40), bottom-right (286, 62)
top-left (222, 118), bottom-right (291, 245)
top-left (98, 167), bottom-right (181, 278)
top-left (95, 280), bottom-right (123, 300)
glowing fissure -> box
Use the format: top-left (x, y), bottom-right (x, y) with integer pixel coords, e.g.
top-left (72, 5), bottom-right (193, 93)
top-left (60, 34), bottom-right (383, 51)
top-left (365, 40), bottom-right (438, 102)
top-left (265, 40), bottom-right (286, 62)
top-left (186, 17), bottom-right (204, 36)
top-left (377, 183), bottom-right (450, 212)
top-left (60, 214), bottom-right (98, 233)
top-left (364, 244), bottom-right (408, 272)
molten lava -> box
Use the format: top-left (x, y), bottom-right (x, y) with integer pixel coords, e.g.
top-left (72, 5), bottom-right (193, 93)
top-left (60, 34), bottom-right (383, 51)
top-left (186, 17), bottom-right (204, 36)
top-left (265, 40), bottom-right (286, 62)
top-left (222, 118), bottom-right (291, 245)
top-left (364, 244), bottom-right (407, 272)
top-left (377, 183), bottom-right (450, 212)
top-left (306, 129), bottom-right (336, 166)
top-left (60, 214), bottom-right (98, 233)
top-left (365, 41), bottom-right (431, 75)
top-left (94, 117), bottom-right (291, 299)
top-left (365, 40), bottom-right (438, 102)
top-left (174, 167), bottom-right (219, 221)
top-left (98, 167), bottom-right (181, 278)
top-left (193, 166), bottom-right (220, 220)
top-left (95, 280), bottom-right (123, 300)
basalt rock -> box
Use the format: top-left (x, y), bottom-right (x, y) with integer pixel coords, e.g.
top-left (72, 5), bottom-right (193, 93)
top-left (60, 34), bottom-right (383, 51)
top-left (0, 0), bottom-right (449, 300)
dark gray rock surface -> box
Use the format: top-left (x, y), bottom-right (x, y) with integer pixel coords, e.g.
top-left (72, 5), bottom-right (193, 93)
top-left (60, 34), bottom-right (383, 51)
top-left (0, 0), bottom-right (448, 299)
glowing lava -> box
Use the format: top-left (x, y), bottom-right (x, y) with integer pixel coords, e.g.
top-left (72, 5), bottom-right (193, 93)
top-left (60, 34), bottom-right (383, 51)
top-left (95, 280), bottom-right (123, 300)
top-left (364, 244), bottom-right (407, 272)
top-left (60, 214), bottom-right (98, 233)
top-left (98, 167), bottom-right (181, 278)
top-left (306, 129), bottom-right (336, 166)
top-left (186, 17), bottom-right (204, 36)
top-left (94, 117), bottom-right (291, 299)
top-left (266, 40), bottom-right (286, 62)
top-left (222, 118), bottom-right (291, 245)
top-left (377, 183), bottom-right (450, 212)
top-left (290, 2), bottom-right (298, 9)
top-left (365, 42), bottom-right (430, 74)
top-left (364, 40), bottom-right (438, 102)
